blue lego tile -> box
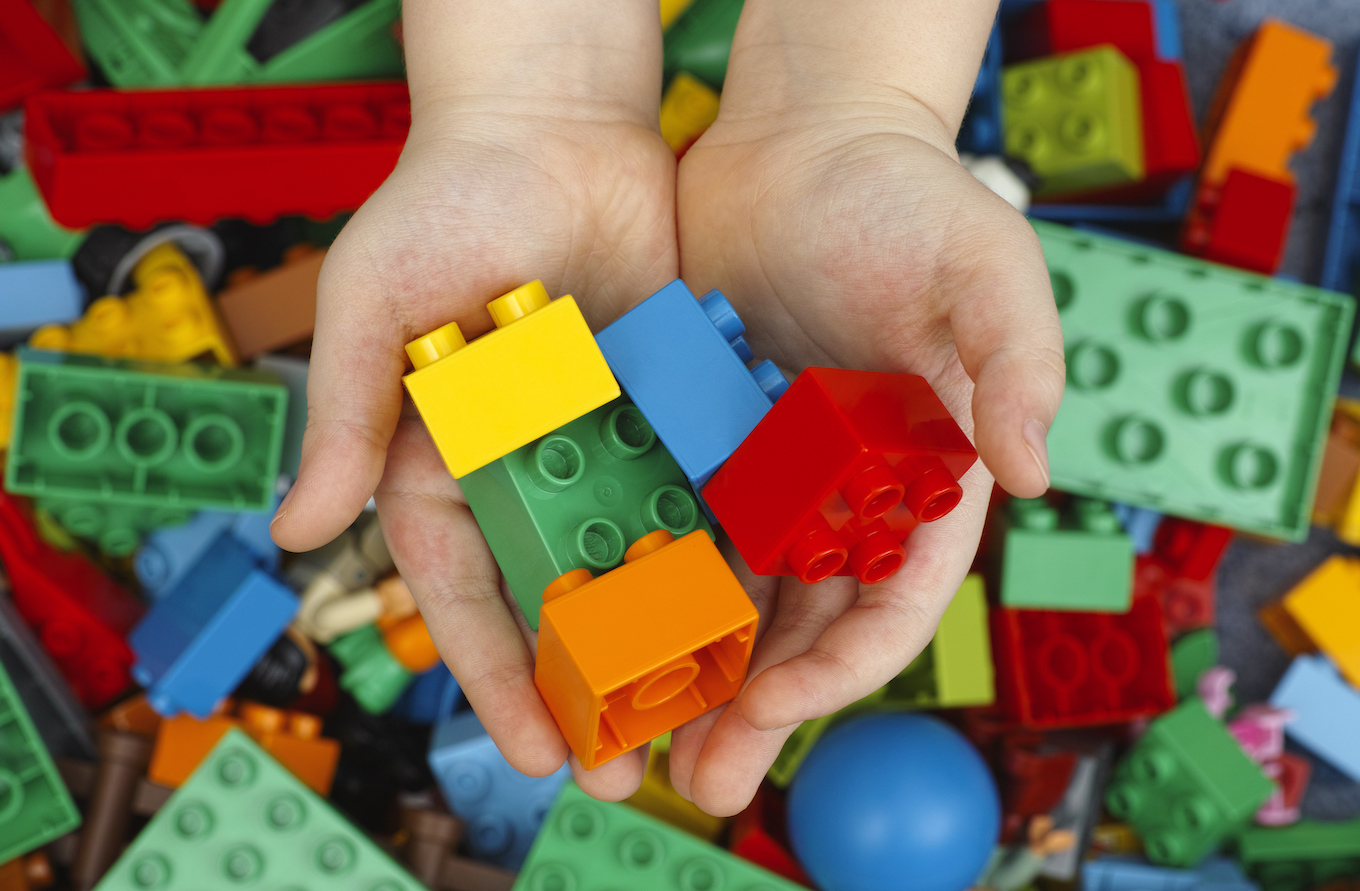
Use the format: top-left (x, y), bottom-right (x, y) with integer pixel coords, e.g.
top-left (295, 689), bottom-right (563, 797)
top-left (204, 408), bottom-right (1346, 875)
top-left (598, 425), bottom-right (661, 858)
top-left (1151, 0), bottom-right (1183, 61)
top-left (959, 20), bottom-right (1003, 155)
top-left (427, 709), bottom-right (571, 870)
top-left (1321, 56), bottom-right (1360, 297)
top-left (0, 260), bottom-right (83, 344)
top-left (391, 663), bottom-right (460, 724)
top-left (1083, 857), bottom-right (1258, 891)
top-left (1112, 503), bottom-right (1164, 555)
top-left (1270, 655), bottom-right (1360, 783)
top-left (130, 532), bottom-right (298, 718)
top-left (1028, 177), bottom-right (1194, 225)
top-left (595, 280), bottom-right (787, 496)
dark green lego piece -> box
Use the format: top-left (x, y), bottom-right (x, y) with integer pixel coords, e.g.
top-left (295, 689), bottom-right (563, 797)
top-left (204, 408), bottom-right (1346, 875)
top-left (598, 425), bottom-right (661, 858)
top-left (94, 729), bottom-right (420, 891)
top-left (1171, 628), bottom-right (1219, 701)
top-left (517, 781), bottom-right (804, 891)
top-left (1037, 222), bottom-right (1353, 542)
top-left (72, 0), bottom-right (203, 87)
top-left (328, 624), bottom-right (412, 714)
top-left (1105, 700), bottom-right (1274, 867)
top-left (6, 348), bottom-right (288, 514)
top-left (662, 0), bottom-right (743, 90)
top-left (37, 496), bottom-right (192, 557)
top-left (460, 396), bottom-right (713, 629)
top-left (0, 168), bottom-right (85, 261)
top-left (999, 497), bottom-right (1134, 611)
top-left (0, 661), bottom-right (81, 863)
top-left (1238, 819), bottom-right (1360, 891)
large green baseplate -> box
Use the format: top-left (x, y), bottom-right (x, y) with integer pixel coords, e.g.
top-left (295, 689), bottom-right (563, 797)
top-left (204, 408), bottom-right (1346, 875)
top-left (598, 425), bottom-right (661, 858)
top-left (0, 662), bottom-right (81, 863)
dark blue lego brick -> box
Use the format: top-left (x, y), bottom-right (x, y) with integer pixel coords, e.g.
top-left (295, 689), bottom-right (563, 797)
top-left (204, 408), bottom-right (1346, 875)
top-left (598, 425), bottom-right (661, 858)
top-left (1322, 56), bottom-right (1360, 297)
top-left (595, 280), bottom-right (787, 495)
top-left (0, 260), bottom-right (83, 344)
top-left (130, 531), bottom-right (297, 718)
top-left (391, 663), bottom-right (460, 724)
top-left (959, 20), bottom-right (1003, 155)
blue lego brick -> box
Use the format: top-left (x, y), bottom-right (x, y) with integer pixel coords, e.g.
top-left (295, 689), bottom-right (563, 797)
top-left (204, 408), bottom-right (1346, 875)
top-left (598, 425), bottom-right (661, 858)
top-left (1152, 0), bottom-right (1183, 61)
top-left (1083, 857), bottom-right (1259, 891)
top-left (1113, 503), bottom-right (1164, 555)
top-left (0, 260), bottom-right (84, 344)
top-left (391, 664), bottom-right (460, 725)
top-left (595, 280), bottom-right (787, 496)
top-left (134, 499), bottom-right (280, 599)
top-left (427, 709), bottom-right (570, 870)
top-left (1270, 654), bottom-right (1360, 782)
top-left (1028, 177), bottom-right (1194, 225)
top-left (129, 532), bottom-right (298, 718)
top-left (959, 20), bottom-right (1003, 155)
top-left (1322, 56), bottom-right (1360, 298)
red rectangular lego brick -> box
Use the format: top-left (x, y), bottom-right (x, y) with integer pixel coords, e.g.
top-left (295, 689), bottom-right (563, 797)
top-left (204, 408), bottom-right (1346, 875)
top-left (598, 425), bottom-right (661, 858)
top-left (24, 82), bottom-right (409, 229)
top-left (1180, 167), bottom-right (1297, 274)
top-left (1008, 0), bottom-right (1158, 64)
top-left (1134, 554), bottom-right (1216, 637)
top-left (702, 367), bottom-right (977, 586)
top-left (0, 0), bottom-right (84, 111)
top-left (1001, 739), bottom-right (1078, 818)
top-left (1154, 518), bottom-right (1234, 582)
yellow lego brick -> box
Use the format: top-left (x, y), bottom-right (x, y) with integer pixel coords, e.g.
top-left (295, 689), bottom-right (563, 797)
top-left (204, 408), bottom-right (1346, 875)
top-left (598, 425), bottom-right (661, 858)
top-left (660, 72), bottom-right (720, 154)
top-left (625, 741), bottom-right (727, 841)
top-left (1284, 554), bottom-right (1360, 688)
top-left (660, 0), bottom-right (695, 30)
top-left (403, 281), bottom-right (620, 478)
top-left (0, 351), bottom-right (15, 449)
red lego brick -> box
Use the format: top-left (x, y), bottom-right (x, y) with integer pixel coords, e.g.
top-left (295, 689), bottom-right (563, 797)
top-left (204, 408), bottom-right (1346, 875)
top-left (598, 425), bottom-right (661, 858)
top-left (0, 0), bottom-right (84, 111)
top-left (729, 784), bottom-right (813, 886)
top-left (24, 82), bottom-right (410, 229)
top-left (1181, 167), bottom-right (1297, 274)
top-left (1153, 518), bottom-right (1234, 582)
top-left (1000, 738), bottom-right (1078, 818)
top-left (702, 368), bottom-right (977, 585)
top-left (1009, 0), bottom-right (1158, 64)
top-left (990, 593), bottom-right (1175, 729)
top-left (0, 494), bottom-right (141, 709)
top-left (1135, 555), bottom-right (1216, 637)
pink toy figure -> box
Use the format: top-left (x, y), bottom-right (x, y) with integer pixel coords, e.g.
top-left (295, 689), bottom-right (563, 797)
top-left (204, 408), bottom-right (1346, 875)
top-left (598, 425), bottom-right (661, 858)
top-left (1229, 704), bottom-right (1295, 763)
top-left (1197, 666), bottom-right (1235, 719)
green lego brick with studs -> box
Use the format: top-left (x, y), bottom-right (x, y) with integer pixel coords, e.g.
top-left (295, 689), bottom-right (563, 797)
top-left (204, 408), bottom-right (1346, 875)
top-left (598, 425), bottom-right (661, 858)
top-left (94, 729), bottom-right (419, 891)
top-left (1237, 819), bottom-right (1360, 891)
top-left (37, 496), bottom-right (193, 558)
top-left (460, 396), bottom-right (714, 629)
top-left (1104, 700), bottom-right (1274, 868)
top-left (998, 497), bottom-right (1134, 612)
top-left (1037, 221), bottom-right (1353, 542)
top-left (0, 661), bottom-right (81, 863)
top-left (516, 780), bottom-right (804, 891)
top-left (1171, 629), bottom-right (1219, 701)
top-left (1002, 45), bottom-right (1144, 197)
top-left (6, 348), bottom-right (288, 514)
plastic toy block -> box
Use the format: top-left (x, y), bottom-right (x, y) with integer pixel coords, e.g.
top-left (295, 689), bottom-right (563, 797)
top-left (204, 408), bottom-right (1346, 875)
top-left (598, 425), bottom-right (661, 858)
top-left (1155, 518), bottom-right (1234, 582)
top-left (136, 505), bottom-right (279, 598)
top-left (959, 21), bottom-right (1003, 155)
top-left (1105, 700), bottom-right (1274, 867)
top-left (1171, 629), bottom-right (1218, 701)
top-left (659, 72), bottom-right (720, 156)
top-left (518, 781), bottom-right (805, 891)
top-left (6, 348), bottom-right (288, 513)
top-left (624, 736), bottom-right (726, 842)
top-left (1239, 819), bottom-right (1360, 891)
top-left (216, 247), bottom-right (323, 359)
top-left (661, 0), bottom-right (741, 90)
top-left (130, 532), bottom-right (298, 718)
top-left (535, 529), bottom-right (758, 770)
top-left (460, 396), bottom-right (714, 629)
top-left (991, 593), bottom-right (1174, 729)
top-left (254, 354), bottom-right (308, 479)
top-left (1257, 753), bottom-right (1310, 827)
top-left (427, 709), bottom-right (571, 869)
top-left (729, 784), bottom-right (812, 885)
top-left (660, 0), bottom-right (695, 30)
top-left (595, 279), bottom-right (787, 496)
top-left (1152, 0), bottom-right (1182, 60)
top-left (883, 573), bottom-right (995, 709)
top-left (1002, 46), bottom-right (1145, 198)
top-left (703, 367), bottom-right (976, 585)
top-left (1036, 222), bottom-right (1352, 541)
top-left (68, 728), bottom-right (157, 891)
top-left (391, 664), bottom-right (458, 725)
top-left (71, 0), bottom-right (201, 86)
top-left (23, 81), bottom-right (409, 228)
top-left (329, 614), bottom-right (442, 713)
top-left (397, 805), bottom-right (462, 889)
top-left (0, 167), bottom-right (84, 262)
top-left (1083, 857), bottom-right (1258, 891)
top-left (1313, 402), bottom-right (1360, 527)
top-left (1269, 655), bottom-right (1360, 783)
top-left (1009, 0), bottom-right (1158, 64)
top-left (0, 492), bottom-right (141, 709)
top-left (999, 498), bottom-right (1134, 612)
top-left (38, 496), bottom-right (191, 558)
top-left (404, 280), bottom-right (620, 478)
top-left (1282, 556), bottom-right (1360, 688)
top-left (1113, 503), bottom-right (1163, 554)
top-left (999, 741), bottom-right (1077, 821)
top-left (0, 261), bottom-right (84, 343)
top-left (1322, 55), bottom-right (1360, 297)
top-left (93, 729), bottom-right (421, 891)
top-left (0, 662), bottom-right (81, 863)
top-left (0, 598), bottom-right (94, 761)
top-left (0, 0), bottom-right (85, 110)
top-left (1181, 168), bottom-right (1296, 275)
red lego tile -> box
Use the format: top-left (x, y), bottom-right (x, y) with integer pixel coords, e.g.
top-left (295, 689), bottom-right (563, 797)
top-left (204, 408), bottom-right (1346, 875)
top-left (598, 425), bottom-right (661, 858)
top-left (0, 0), bottom-right (85, 111)
top-left (0, 493), bottom-right (141, 708)
top-left (1009, 0), bottom-right (1158, 64)
top-left (24, 82), bottom-right (410, 229)
top-left (702, 368), bottom-right (977, 585)
top-left (729, 783), bottom-right (813, 886)
top-left (1181, 167), bottom-right (1297, 274)
top-left (1153, 518), bottom-right (1234, 582)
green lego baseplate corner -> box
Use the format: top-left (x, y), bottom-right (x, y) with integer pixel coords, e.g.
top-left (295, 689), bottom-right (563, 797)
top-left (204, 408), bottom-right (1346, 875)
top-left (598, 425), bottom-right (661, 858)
top-left (1171, 629), bottom-right (1219, 701)
top-left (0, 662), bottom-right (81, 863)
top-left (1037, 222), bottom-right (1354, 542)
top-left (94, 728), bottom-right (420, 891)
top-left (460, 396), bottom-right (714, 629)
top-left (37, 496), bottom-right (193, 558)
top-left (998, 497), bottom-right (1134, 612)
top-left (6, 348), bottom-right (288, 514)
top-left (1237, 819), bottom-right (1360, 891)
top-left (1105, 699), bottom-right (1275, 868)
top-left (517, 780), bottom-right (804, 891)
top-left (1002, 45), bottom-right (1144, 197)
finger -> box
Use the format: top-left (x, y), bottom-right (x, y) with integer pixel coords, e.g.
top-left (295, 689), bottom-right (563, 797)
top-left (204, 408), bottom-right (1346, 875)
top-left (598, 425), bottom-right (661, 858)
top-left (569, 747), bottom-right (648, 802)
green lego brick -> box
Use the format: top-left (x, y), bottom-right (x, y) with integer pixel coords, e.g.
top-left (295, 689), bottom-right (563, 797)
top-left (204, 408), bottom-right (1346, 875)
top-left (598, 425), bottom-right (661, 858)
top-left (37, 496), bottom-right (192, 558)
top-left (1171, 628), bottom-right (1219, 701)
top-left (999, 497), bottom-right (1134, 611)
top-left (72, 0), bottom-right (202, 87)
top-left (662, 0), bottom-right (742, 90)
top-left (1002, 46), bottom-right (1145, 197)
top-left (6, 348), bottom-right (288, 513)
top-left (329, 624), bottom-right (411, 714)
top-left (517, 781), bottom-right (804, 891)
top-left (0, 662), bottom-right (81, 863)
top-left (1238, 819), bottom-right (1360, 891)
top-left (1037, 221), bottom-right (1353, 542)
top-left (460, 396), bottom-right (714, 629)
top-left (94, 729), bottom-right (419, 891)
top-left (1105, 700), bottom-right (1274, 867)
top-left (0, 169), bottom-right (85, 262)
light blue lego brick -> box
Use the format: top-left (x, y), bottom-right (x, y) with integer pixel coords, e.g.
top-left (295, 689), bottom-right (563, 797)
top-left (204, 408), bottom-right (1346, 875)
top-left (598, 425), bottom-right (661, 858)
top-left (1113, 503), bottom-right (1164, 555)
top-left (391, 664), bottom-right (459, 724)
top-left (1029, 177), bottom-right (1194, 225)
top-left (428, 709), bottom-right (570, 870)
top-left (228, 492), bottom-right (282, 571)
top-left (1083, 857), bottom-right (1258, 891)
top-left (135, 498), bottom-right (280, 598)
top-left (1322, 56), bottom-right (1360, 297)
top-left (595, 280), bottom-right (787, 495)
top-left (959, 20), bottom-right (1003, 155)
top-left (1270, 655), bottom-right (1360, 783)
top-left (130, 532), bottom-right (297, 718)
top-left (1151, 0), bottom-right (1182, 61)
top-left (0, 260), bottom-right (84, 343)
top-left (255, 355), bottom-right (308, 479)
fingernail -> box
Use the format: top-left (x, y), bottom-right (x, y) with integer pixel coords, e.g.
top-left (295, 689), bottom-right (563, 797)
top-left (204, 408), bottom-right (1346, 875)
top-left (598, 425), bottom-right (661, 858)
top-left (1023, 418), bottom-right (1051, 490)
top-left (271, 485), bottom-right (297, 528)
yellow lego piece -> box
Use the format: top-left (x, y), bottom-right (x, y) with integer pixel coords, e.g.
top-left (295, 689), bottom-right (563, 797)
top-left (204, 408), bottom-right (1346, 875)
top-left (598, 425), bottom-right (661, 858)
top-left (0, 351), bottom-right (15, 449)
top-left (1283, 554), bottom-right (1360, 688)
top-left (30, 244), bottom-right (237, 366)
top-left (624, 737), bottom-right (727, 841)
top-left (660, 72), bottom-right (721, 154)
top-left (660, 0), bottom-right (695, 30)
top-left (403, 280), bottom-right (620, 478)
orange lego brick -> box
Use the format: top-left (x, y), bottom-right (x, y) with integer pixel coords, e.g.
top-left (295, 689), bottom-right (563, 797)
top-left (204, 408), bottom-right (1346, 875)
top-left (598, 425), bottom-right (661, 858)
top-left (1312, 406), bottom-right (1360, 527)
top-left (1258, 599), bottom-right (1319, 658)
top-left (98, 694), bottom-right (162, 737)
top-left (535, 530), bottom-right (758, 770)
top-left (216, 247), bottom-right (325, 359)
top-left (1284, 555), bottom-right (1360, 688)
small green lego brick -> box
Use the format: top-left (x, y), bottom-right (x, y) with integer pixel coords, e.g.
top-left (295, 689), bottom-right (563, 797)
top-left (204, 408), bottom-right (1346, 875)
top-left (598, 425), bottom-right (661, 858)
top-left (1037, 222), bottom-right (1353, 542)
top-left (1238, 819), bottom-right (1360, 891)
top-left (94, 729), bottom-right (419, 891)
top-left (0, 168), bottom-right (85, 262)
top-left (1002, 45), bottom-right (1145, 197)
top-left (999, 497), bottom-right (1134, 612)
top-left (1171, 628), bottom-right (1219, 701)
top-left (37, 496), bottom-right (193, 558)
top-left (662, 0), bottom-right (742, 90)
top-left (6, 348), bottom-right (288, 514)
top-left (72, 0), bottom-right (202, 87)
top-left (0, 662), bottom-right (81, 863)
top-left (460, 396), bottom-right (714, 629)
top-left (518, 780), bottom-right (804, 891)
top-left (1105, 700), bottom-right (1274, 867)
top-left (329, 624), bottom-right (412, 714)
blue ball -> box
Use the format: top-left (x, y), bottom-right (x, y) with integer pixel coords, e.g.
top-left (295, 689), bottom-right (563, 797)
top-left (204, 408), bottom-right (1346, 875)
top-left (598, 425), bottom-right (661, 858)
top-left (787, 712), bottom-right (1000, 891)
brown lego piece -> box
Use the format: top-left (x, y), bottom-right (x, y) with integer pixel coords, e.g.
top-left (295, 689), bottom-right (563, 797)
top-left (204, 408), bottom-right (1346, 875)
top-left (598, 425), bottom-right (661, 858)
top-left (71, 729), bottom-right (154, 890)
top-left (97, 694), bottom-right (162, 737)
top-left (1312, 410), bottom-right (1360, 526)
top-left (0, 852), bottom-right (53, 891)
top-left (1258, 599), bottom-right (1318, 657)
top-left (55, 757), bottom-right (172, 816)
top-left (400, 806), bottom-right (463, 889)
top-left (215, 248), bottom-right (325, 359)
top-left (437, 855), bottom-right (517, 891)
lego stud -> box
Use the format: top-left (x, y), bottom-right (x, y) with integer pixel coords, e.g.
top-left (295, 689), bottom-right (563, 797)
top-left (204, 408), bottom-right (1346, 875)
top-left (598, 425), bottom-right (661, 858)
top-left (600, 404), bottom-right (656, 460)
top-left (543, 568), bottom-right (594, 602)
top-left (528, 436), bottom-right (586, 493)
top-left (183, 414), bottom-right (245, 473)
top-left (1005, 124), bottom-right (1048, 165)
top-left (487, 280), bottom-right (552, 328)
top-left (1011, 498), bottom-right (1059, 530)
top-left (1128, 748), bottom-right (1177, 786)
top-left (288, 712), bottom-right (322, 739)
top-left (848, 532), bottom-right (906, 584)
top-left (0, 767), bottom-right (23, 818)
top-left (1104, 415), bottom-right (1165, 465)
top-left (1056, 55), bottom-right (1102, 94)
top-left (1143, 831), bottom-right (1187, 867)
top-left (75, 111), bottom-right (134, 152)
top-left (405, 322), bottom-right (468, 369)
top-left (1093, 629), bottom-right (1139, 686)
top-left (129, 854), bottom-right (172, 888)
top-left (48, 401), bottom-right (111, 461)
top-left (1217, 443), bottom-right (1279, 491)
top-left (139, 110), bottom-right (196, 149)
top-left (469, 814), bottom-right (515, 857)
top-left (240, 702), bottom-right (285, 733)
top-left (624, 529), bottom-right (676, 562)
top-left (215, 750), bottom-right (257, 787)
top-left (1036, 633), bottom-right (1089, 690)
top-left (902, 462), bottom-right (963, 522)
top-left (1066, 341), bottom-right (1119, 391)
top-left (39, 618), bottom-right (82, 658)
top-left (1173, 369), bottom-right (1234, 417)
top-left (751, 360), bottom-right (790, 403)
top-left (1058, 111), bottom-right (1108, 155)
top-left (558, 802), bottom-right (605, 841)
top-left (617, 830), bottom-right (663, 869)
top-left (202, 107), bottom-right (259, 144)
top-left (55, 503), bottom-right (103, 538)
top-left (642, 485), bottom-right (700, 537)
top-left (786, 529), bottom-right (849, 584)
top-left (100, 525), bottom-right (141, 558)
top-left (630, 653), bottom-right (701, 710)
top-left (1133, 294), bottom-right (1191, 343)
top-left (1050, 271), bottom-right (1074, 311)
top-left (1244, 321), bottom-right (1304, 369)
top-left (843, 465), bottom-right (905, 522)
top-left (265, 794), bottom-right (307, 831)
top-left (1172, 794), bottom-right (1219, 834)
top-left (115, 407), bottom-right (179, 468)
top-left (315, 838), bottom-right (359, 875)
top-left (172, 803), bottom-right (214, 839)
top-left (730, 335), bottom-right (755, 363)
top-left (1072, 499), bottom-right (1119, 533)
top-left (1003, 71), bottom-right (1046, 109)
top-left (567, 518), bottom-right (626, 571)
top-left (698, 289), bottom-right (745, 342)
top-left (1105, 780), bottom-right (1143, 819)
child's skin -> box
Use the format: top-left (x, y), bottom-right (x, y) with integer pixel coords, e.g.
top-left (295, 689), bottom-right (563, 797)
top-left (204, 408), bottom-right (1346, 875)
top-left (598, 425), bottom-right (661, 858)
top-left (271, 0), bottom-right (1065, 817)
